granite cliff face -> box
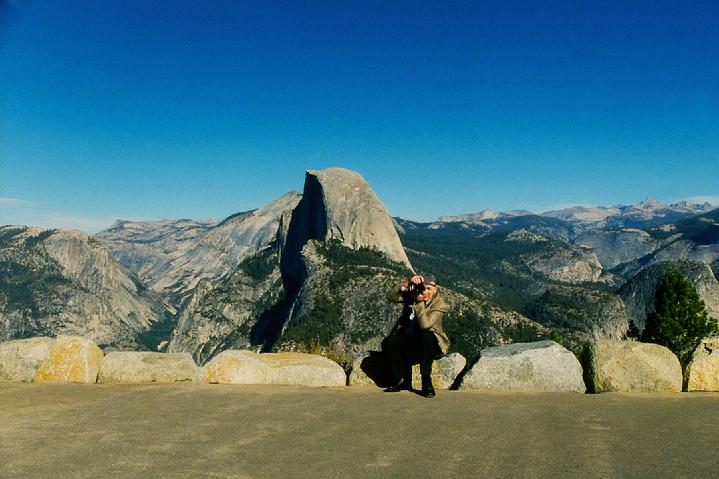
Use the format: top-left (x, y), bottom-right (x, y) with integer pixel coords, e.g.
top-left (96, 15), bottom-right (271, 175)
top-left (167, 248), bottom-right (285, 364)
top-left (524, 286), bottom-right (629, 349)
top-left (94, 218), bottom-right (218, 294)
top-left (619, 260), bottom-right (719, 332)
top-left (98, 191), bottom-right (301, 306)
top-left (0, 226), bottom-right (167, 349)
top-left (503, 230), bottom-right (603, 283)
top-left (574, 229), bottom-right (662, 270)
top-left (608, 209), bottom-right (719, 277)
top-left (281, 169), bottom-right (412, 287)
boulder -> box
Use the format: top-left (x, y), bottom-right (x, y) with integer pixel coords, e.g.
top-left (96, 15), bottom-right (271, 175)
top-left (349, 351), bottom-right (466, 390)
top-left (202, 350), bottom-right (346, 387)
top-left (0, 337), bottom-right (55, 382)
top-left (687, 337), bottom-right (719, 392)
top-left (34, 336), bottom-right (104, 384)
top-left (460, 341), bottom-right (585, 393)
top-left (98, 352), bottom-right (199, 384)
top-left (586, 340), bottom-right (682, 393)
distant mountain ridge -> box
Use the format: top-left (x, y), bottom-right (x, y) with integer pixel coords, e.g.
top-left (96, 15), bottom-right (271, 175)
top-left (436, 198), bottom-right (715, 231)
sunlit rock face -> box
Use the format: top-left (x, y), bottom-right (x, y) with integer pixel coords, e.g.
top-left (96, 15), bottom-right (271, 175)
top-left (33, 335), bottom-right (104, 384)
top-left (687, 337), bottom-right (719, 392)
top-left (281, 168), bottom-right (412, 286)
top-left (619, 260), bottom-right (719, 333)
top-left (201, 350), bottom-right (346, 387)
top-left (459, 341), bottom-right (585, 393)
top-left (0, 337), bottom-right (55, 382)
top-left (0, 226), bottom-right (168, 350)
top-left (586, 340), bottom-right (682, 393)
top-left (97, 191), bottom-right (302, 306)
top-left (98, 351), bottom-right (199, 384)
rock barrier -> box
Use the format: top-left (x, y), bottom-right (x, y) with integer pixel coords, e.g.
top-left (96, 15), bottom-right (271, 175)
top-left (687, 337), bottom-right (719, 392)
top-left (586, 340), bottom-right (682, 393)
top-left (98, 352), bottom-right (199, 383)
top-left (202, 350), bottom-right (346, 387)
top-left (460, 341), bottom-right (585, 393)
top-left (34, 336), bottom-right (104, 384)
top-left (0, 337), bottom-right (55, 382)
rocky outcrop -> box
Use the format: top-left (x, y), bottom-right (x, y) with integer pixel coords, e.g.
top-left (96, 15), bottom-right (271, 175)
top-left (279, 240), bottom-right (409, 357)
top-left (94, 218), bottom-right (218, 280)
top-left (167, 249), bottom-right (285, 364)
top-left (0, 337), bottom-right (54, 382)
top-left (517, 243), bottom-right (602, 284)
top-left (495, 230), bottom-right (604, 283)
top-left (0, 226), bottom-right (169, 349)
top-left (202, 350), bottom-right (346, 386)
top-left (459, 341), bottom-right (585, 392)
top-left (619, 260), bottom-right (719, 333)
top-left (349, 352), bottom-right (466, 390)
top-left (524, 286), bottom-right (628, 349)
top-left (34, 336), bottom-right (104, 384)
top-left (97, 192), bottom-right (302, 306)
top-left (574, 228), bottom-right (660, 269)
top-left (98, 352), bottom-right (199, 383)
top-left (281, 169), bottom-right (412, 287)
top-left (585, 340), bottom-right (682, 393)
top-left (687, 337), bottom-right (719, 392)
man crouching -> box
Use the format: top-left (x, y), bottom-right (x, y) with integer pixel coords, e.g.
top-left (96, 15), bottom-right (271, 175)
top-left (381, 273), bottom-right (450, 398)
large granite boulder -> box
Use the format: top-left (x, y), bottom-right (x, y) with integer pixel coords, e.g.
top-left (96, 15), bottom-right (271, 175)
top-left (98, 352), bottom-right (199, 384)
top-left (687, 337), bottom-right (719, 392)
top-left (586, 340), bottom-right (682, 393)
top-left (0, 337), bottom-right (55, 382)
top-left (34, 336), bottom-right (104, 384)
top-left (459, 341), bottom-right (585, 393)
top-left (202, 350), bottom-right (346, 387)
top-left (349, 351), bottom-right (466, 390)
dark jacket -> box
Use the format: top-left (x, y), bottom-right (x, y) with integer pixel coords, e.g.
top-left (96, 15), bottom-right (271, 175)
top-left (386, 284), bottom-right (451, 354)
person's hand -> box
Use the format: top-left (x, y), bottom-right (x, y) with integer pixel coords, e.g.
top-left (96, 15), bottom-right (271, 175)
top-left (409, 275), bottom-right (424, 285)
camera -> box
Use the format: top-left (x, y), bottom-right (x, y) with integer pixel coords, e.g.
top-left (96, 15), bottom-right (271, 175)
top-left (408, 281), bottom-right (425, 294)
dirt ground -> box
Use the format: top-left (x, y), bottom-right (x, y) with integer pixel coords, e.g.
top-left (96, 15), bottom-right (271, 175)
top-left (1, 383), bottom-right (717, 478)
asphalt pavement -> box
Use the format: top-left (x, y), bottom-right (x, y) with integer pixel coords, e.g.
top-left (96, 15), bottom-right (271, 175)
top-left (1, 383), bottom-right (717, 478)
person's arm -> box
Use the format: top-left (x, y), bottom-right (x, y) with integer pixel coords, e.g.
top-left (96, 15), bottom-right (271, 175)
top-left (387, 275), bottom-right (424, 303)
top-left (416, 300), bottom-right (450, 330)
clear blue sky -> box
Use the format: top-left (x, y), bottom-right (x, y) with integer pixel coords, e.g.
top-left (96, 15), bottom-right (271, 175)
top-left (1, 0), bottom-right (718, 231)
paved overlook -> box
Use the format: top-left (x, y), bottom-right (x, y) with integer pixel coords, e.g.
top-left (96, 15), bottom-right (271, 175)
top-left (1, 384), bottom-right (718, 479)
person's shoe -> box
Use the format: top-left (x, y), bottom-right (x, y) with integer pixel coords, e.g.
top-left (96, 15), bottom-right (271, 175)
top-left (420, 386), bottom-right (436, 398)
top-left (420, 375), bottom-right (435, 398)
top-left (384, 378), bottom-right (407, 393)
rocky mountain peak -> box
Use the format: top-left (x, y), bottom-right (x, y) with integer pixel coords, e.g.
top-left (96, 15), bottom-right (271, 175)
top-left (309, 168), bottom-right (411, 266)
top-left (670, 200), bottom-right (715, 212)
top-left (635, 198), bottom-right (664, 210)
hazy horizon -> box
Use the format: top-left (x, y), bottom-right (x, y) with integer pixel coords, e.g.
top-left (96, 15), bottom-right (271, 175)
top-left (1, 186), bottom-right (717, 234)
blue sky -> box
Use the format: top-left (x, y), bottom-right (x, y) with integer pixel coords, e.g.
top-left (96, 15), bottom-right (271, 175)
top-left (1, 0), bottom-right (718, 231)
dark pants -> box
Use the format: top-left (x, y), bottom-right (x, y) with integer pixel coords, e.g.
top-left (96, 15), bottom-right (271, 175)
top-left (381, 329), bottom-right (442, 385)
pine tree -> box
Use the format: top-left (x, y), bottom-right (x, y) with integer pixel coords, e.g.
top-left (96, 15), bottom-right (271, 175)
top-left (642, 268), bottom-right (718, 388)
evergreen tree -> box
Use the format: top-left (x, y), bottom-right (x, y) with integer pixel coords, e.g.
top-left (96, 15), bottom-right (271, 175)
top-left (642, 268), bottom-right (718, 387)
